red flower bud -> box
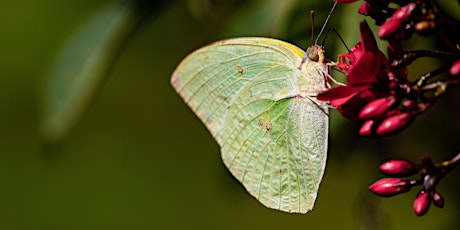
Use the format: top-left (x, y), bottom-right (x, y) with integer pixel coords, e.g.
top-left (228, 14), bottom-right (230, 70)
top-left (358, 2), bottom-right (379, 16)
top-left (421, 155), bottom-right (436, 171)
top-left (392, 3), bottom-right (417, 20)
top-left (369, 178), bottom-right (411, 197)
top-left (359, 96), bottom-right (398, 119)
top-left (376, 112), bottom-right (413, 135)
top-left (378, 19), bottom-right (405, 39)
top-left (402, 99), bottom-right (418, 109)
top-left (414, 20), bottom-right (436, 35)
top-left (449, 60), bottom-right (460, 76)
top-left (433, 191), bottom-right (444, 208)
top-left (358, 2), bottom-right (370, 15)
top-left (359, 120), bottom-right (375, 136)
top-left (379, 159), bottom-right (419, 177)
top-left (414, 190), bottom-right (431, 216)
top-left (378, 3), bottom-right (417, 39)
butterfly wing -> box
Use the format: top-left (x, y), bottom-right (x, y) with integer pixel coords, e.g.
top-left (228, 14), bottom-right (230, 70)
top-left (171, 37), bottom-right (328, 213)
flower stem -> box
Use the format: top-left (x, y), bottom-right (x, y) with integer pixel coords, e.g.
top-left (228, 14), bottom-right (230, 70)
top-left (391, 50), bottom-right (457, 68)
top-left (435, 153), bottom-right (460, 182)
top-left (415, 65), bottom-right (451, 87)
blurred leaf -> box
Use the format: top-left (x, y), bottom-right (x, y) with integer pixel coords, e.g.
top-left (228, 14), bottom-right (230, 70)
top-left (40, 1), bottom-right (146, 143)
top-left (222, 0), bottom-right (299, 37)
top-left (436, 0), bottom-right (460, 21)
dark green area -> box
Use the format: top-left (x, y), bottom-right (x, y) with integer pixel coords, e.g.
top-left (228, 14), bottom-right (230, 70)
top-left (1, 0), bottom-right (459, 229)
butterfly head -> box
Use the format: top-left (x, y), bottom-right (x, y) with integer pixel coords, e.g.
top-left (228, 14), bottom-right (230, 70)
top-left (306, 45), bottom-right (325, 63)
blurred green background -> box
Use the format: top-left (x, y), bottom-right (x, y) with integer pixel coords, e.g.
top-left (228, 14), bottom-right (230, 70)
top-left (1, 0), bottom-right (460, 229)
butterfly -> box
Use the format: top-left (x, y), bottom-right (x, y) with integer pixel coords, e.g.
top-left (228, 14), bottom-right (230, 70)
top-left (171, 37), bottom-right (330, 213)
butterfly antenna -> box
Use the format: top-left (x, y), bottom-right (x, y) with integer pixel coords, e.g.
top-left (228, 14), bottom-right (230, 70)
top-left (310, 10), bottom-right (315, 45)
top-left (321, 27), bottom-right (351, 53)
top-left (314, 1), bottom-right (338, 45)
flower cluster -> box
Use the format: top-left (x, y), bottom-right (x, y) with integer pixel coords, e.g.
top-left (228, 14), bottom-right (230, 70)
top-left (318, 20), bottom-right (412, 136)
top-left (318, 0), bottom-right (460, 137)
top-left (369, 154), bottom-right (460, 216)
top-left (317, 0), bottom-right (460, 217)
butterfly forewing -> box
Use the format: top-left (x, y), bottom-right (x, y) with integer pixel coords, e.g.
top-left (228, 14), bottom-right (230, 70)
top-left (171, 37), bottom-right (328, 213)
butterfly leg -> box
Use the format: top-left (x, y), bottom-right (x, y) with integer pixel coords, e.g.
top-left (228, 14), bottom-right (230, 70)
top-left (323, 62), bottom-right (346, 87)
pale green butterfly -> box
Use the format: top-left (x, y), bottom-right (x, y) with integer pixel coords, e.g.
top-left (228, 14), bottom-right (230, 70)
top-left (171, 5), bottom-right (336, 214)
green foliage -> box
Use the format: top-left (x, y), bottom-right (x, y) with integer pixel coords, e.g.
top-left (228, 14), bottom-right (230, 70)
top-left (40, 1), bottom-right (147, 143)
top-left (0, 0), bottom-right (458, 229)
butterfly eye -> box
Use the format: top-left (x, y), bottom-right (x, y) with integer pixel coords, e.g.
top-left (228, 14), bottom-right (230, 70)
top-left (306, 46), bottom-right (320, 62)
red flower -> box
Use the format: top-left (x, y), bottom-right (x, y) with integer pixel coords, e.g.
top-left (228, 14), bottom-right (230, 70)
top-left (318, 20), bottom-right (397, 120)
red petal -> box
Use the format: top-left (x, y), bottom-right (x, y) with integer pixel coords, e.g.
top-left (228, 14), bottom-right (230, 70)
top-left (330, 92), bottom-right (360, 107)
top-left (337, 89), bottom-right (383, 120)
top-left (336, 43), bottom-right (364, 72)
top-left (344, 22), bottom-right (389, 85)
top-left (347, 52), bottom-right (381, 85)
top-left (360, 21), bottom-right (379, 54)
top-left (350, 43), bottom-right (365, 60)
top-left (337, 53), bottom-right (353, 72)
top-left (317, 85), bottom-right (368, 105)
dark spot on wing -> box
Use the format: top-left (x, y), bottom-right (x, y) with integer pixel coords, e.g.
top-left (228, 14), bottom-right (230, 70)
top-left (237, 65), bottom-right (243, 73)
top-left (266, 122), bottom-right (272, 131)
top-left (218, 95), bottom-right (228, 102)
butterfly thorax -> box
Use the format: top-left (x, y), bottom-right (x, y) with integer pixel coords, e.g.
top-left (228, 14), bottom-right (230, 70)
top-left (298, 45), bottom-right (328, 96)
